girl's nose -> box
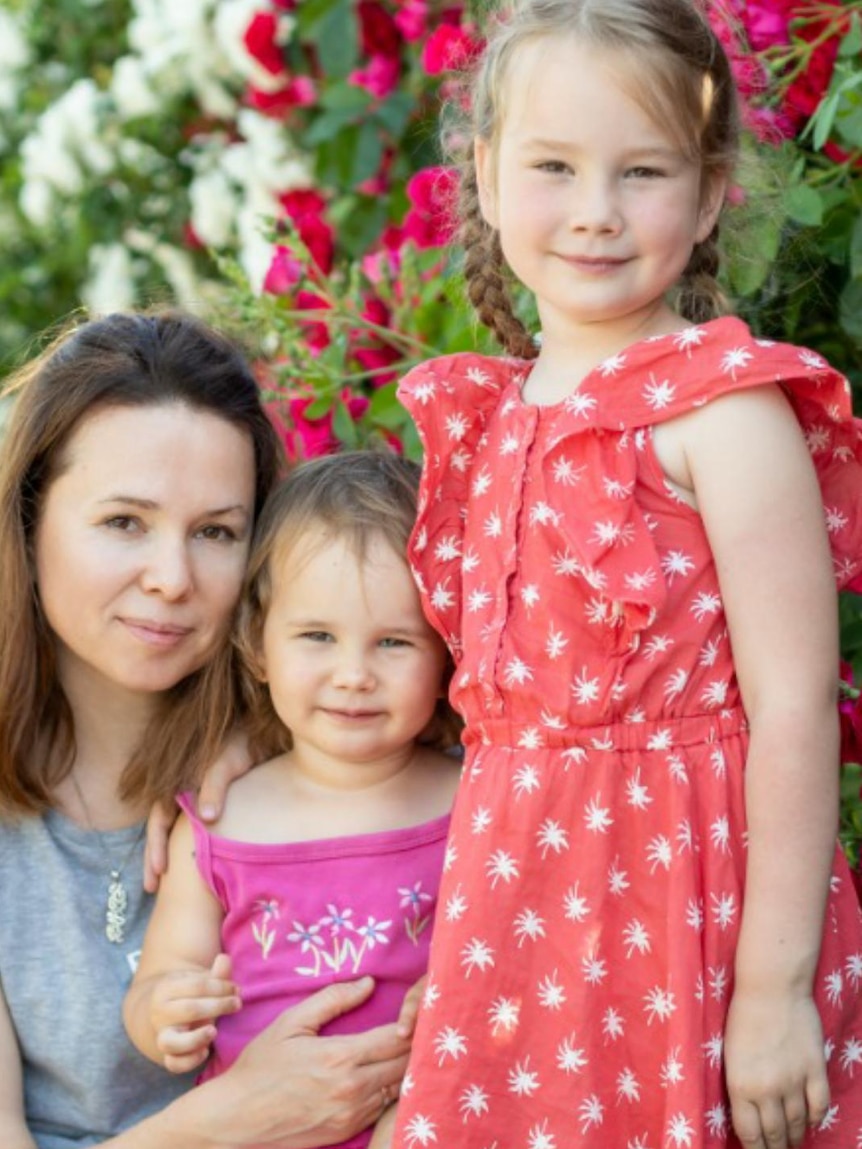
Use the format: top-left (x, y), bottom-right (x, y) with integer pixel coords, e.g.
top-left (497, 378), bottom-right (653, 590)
top-left (140, 537), bottom-right (194, 600)
top-left (569, 177), bottom-right (622, 234)
top-left (331, 653), bottom-right (376, 690)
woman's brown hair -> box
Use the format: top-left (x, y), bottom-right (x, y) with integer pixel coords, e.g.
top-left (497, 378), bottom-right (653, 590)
top-left (451, 0), bottom-right (741, 356)
top-left (235, 450), bottom-right (462, 758)
top-left (0, 309), bottom-right (284, 815)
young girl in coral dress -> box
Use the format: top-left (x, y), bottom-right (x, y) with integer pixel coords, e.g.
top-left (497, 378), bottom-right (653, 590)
top-left (391, 1), bottom-right (862, 1146)
top-left (124, 452), bottom-right (462, 1149)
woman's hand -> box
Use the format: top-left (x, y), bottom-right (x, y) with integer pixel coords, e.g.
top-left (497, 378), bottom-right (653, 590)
top-left (724, 986), bottom-right (829, 1149)
top-left (192, 977), bottom-right (411, 1149)
top-left (143, 731), bottom-right (253, 892)
top-left (396, 975), bottom-right (426, 1039)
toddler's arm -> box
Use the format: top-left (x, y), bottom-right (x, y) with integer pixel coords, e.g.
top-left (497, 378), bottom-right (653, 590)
top-left (677, 385), bottom-right (835, 1146)
top-left (125, 814), bottom-right (238, 1072)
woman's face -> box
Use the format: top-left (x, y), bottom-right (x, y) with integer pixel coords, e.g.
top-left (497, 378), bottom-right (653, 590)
top-left (34, 402), bottom-right (256, 704)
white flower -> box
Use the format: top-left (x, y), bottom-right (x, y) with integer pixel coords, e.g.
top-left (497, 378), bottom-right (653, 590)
top-left (110, 55), bottom-right (162, 119)
top-left (82, 243), bottom-right (137, 315)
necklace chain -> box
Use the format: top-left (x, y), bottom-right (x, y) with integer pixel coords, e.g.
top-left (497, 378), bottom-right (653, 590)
top-left (68, 773), bottom-right (146, 945)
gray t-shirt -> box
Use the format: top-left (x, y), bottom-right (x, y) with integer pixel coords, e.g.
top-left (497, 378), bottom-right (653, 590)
top-left (0, 809), bottom-right (193, 1147)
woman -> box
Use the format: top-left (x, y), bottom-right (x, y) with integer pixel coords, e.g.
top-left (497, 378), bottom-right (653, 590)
top-left (0, 310), bottom-right (409, 1149)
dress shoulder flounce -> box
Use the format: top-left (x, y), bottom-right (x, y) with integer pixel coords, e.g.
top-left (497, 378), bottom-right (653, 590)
top-left (398, 354), bottom-right (523, 653)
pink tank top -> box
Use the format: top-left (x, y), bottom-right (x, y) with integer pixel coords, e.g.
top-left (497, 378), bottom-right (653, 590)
top-left (177, 794), bottom-right (449, 1148)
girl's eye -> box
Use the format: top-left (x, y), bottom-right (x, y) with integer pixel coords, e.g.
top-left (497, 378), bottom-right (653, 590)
top-left (536, 160), bottom-right (570, 175)
top-left (300, 631), bottom-right (334, 643)
top-left (626, 166), bottom-right (665, 179)
top-left (379, 637), bottom-right (410, 649)
top-left (196, 524), bottom-right (238, 542)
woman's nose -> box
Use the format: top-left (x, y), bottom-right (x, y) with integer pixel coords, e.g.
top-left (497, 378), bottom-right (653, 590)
top-left (140, 536), bottom-right (193, 600)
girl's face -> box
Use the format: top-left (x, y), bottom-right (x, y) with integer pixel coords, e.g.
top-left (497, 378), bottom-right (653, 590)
top-left (259, 528), bottom-right (448, 778)
top-left (475, 36), bottom-right (725, 347)
top-left (34, 403), bottom-right (256, 705)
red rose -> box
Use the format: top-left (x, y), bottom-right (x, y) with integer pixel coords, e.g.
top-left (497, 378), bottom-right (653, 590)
top-left (244, 11), bottom-right (286, 78)
top-left (280, 189), bottom-right (334, 273)
top-left (421, 23), bottom-right (483, 75)
top-left (401, 166), bottom-right (458, 249)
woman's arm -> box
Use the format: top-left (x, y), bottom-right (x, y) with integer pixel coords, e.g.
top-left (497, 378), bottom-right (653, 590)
top-left (678, 385), bottom-right (836, 1147)
top-left (0, 986), bottom-right (37, 1149)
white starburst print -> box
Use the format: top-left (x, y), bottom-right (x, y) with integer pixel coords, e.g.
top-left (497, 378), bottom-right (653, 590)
top-left (625, 769), bottom-right (653, 810)
top-left (584, 795), bottom-right (614, 833)
top-left (690, 591), bottom-right (722, 621)
top-left (513, 908), bottom-right (547, 946)
top-left (488, 996), bottom-right (521, 1036)
top-left (552, 455), bottom-right (586, 485)
top-left (433, 1026), bottom-right (467, 1065)
top-left (404, 1114), bottom-right (438, 1147)
top-left (563, 882), bottom-right (591, 922)
top-left (710, 891), bottom-right (738, 930)
top-left (622, 919), bottom-right (652, 958)
top-left (537, 971), bottom-right (566, 1010)
top-left (841, 1037), bottom-right (862, 1075)
top-left (458, 1084), bottom-right (489, 1122)
top-left (513, 763), bottom-right (541, 797)
top-left (660, 1046), bottom-right (685, 1087)
top-left (660, 549), bottom-right (695, 581)
top-left (666, 1112), bottom-right (695, 1146)
top-left (430, 580), bottom-right (456, 612)
top-left (557, 1032), bottom-right (588, 1074)
top-left (702, 1033), bottom-right (723, 1068)
top-left (504, 657), bottom-right (533, 686)
top-left (578, 1094), bottom-right (604, 1132)
top-left (608, 857), bottom-right (631, 896)
top-left (508, 1056), bottom-right (540, 1096)
top-left (646, 834), bottom-right (672, 872)
top-left (565, 390), bottom-right (598, 417)
top-left (644, 985), bottom-right (677, 1024)
top-left (527, 1120), bottom-right (556, 1149)
top-left (599, 351), bottom-right (627, 375)
top-left (460, 937), bottom-right (495, 976)
top-left (602, 1006), bottom-right (625, 1041)
top-left (720, 346), bottom-right (754, 378)
top-left (537, 818), bottom-right (569, 857)
top-left (643, 375), bottom-right (676, 409)
top-left (445, 885), bottom-right (468, 921)
top-left (467, 587), bottom-right (493, 613)
top-left (434, 534), bottom-right (461, 562)
top-left (582, 950), bottom-right (608, 985)
top-left (471, 807), bottom-right (492, 835)
top-left (486, 849), bottom-right (520, 887)
top-left (706, 1103), bottom-right (728, 1137)
top-left (616, 1067), bottom-right (641, 1103)
top-left (471, 466), bottom-right (492, 496)
top-left (674, 325), bottom-right (707, 353)
top-left (546, 626), bottom-right (569, 659)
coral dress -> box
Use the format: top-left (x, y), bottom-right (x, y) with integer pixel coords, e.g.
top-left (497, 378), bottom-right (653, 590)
top-left (392, 317), bottom-right (862, 1149)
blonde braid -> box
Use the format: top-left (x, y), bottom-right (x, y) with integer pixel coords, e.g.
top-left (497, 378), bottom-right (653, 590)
top-left (676, 226), bottom-right (728, 325)
top-left (460, 163), bottom-right (538, 360)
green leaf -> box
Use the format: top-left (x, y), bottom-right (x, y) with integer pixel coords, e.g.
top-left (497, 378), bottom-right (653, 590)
top-left (852, 215), bottom-right (862, 281)
top-left (332, 399), bottom-right (359, 446)
top-left (312, 2), bottom-right (359, 78)
top-left (839, 13), bottom-right (862, 59)
top-left (839, 277), bottom-right (862, 344)
top-left (784, 183), bottom-right (824, 227)
top-left (350, 120), bottom-right (384, 188)
top-left (374, 92), bottom-right (417, 138)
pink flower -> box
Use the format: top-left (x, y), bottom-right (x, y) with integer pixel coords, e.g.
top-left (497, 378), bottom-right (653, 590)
top-left (349, 54), bottom-right (401, 99)
top-left (840, 662), bottom-right (862, 768)
top-left (394, 0), bottom-right (429, 42)
top-left (263, 245), bottom-right (304, 295)
top-left (352, 296), bottom-right (401, 385)
top-left (244, 11), bottom-right (287, 77)
top-left (358, 0), bottom-right (402, 57)
top-left (280, 189), bottom-right (334, 273)
top-left (401, 166), bottom-right (458, 249)
top-left (270, 392), bottom-right (370, 460)
top-left (247, 75), bottom-right (318, 116)
top-left (421, 23), bottom-right (483, 75)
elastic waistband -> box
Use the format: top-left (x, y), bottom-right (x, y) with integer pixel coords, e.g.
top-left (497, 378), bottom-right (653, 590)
top-left (463, 708), bottom-right (748, 753)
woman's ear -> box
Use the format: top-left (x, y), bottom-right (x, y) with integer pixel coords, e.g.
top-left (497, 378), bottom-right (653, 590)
top-left (696, 171), bottom-right (728, 243)
top-left (474, 137), bottom-right (498, 229)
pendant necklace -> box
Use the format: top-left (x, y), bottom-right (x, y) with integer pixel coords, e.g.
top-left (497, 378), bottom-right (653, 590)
top-left (68, 773), bottom-right (146, 945)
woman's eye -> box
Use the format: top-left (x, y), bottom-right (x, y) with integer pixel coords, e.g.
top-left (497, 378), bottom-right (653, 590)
top-left (197, 524), bottom-right (237, 542)
top-left (103, 516), bottom-right (140, 533)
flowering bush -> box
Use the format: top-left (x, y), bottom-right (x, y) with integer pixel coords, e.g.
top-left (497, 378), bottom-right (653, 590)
top-left (2, 0), bottom-right (862, 850)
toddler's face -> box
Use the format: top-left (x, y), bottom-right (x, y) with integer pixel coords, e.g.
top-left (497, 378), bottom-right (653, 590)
top-left (259, 528), bottom-right (448, 771)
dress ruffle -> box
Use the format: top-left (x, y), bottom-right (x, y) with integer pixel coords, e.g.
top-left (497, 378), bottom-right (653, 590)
top-left (398, 319), bottom-right (862, 646)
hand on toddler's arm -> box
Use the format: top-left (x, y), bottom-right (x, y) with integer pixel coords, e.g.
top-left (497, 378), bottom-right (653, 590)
top-left (396, 975), bottom-right (426, 1039)
top-left (724, 986), bottom-right (829, 1149)
top-left (138, 953), bottom-right (241, 1075)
